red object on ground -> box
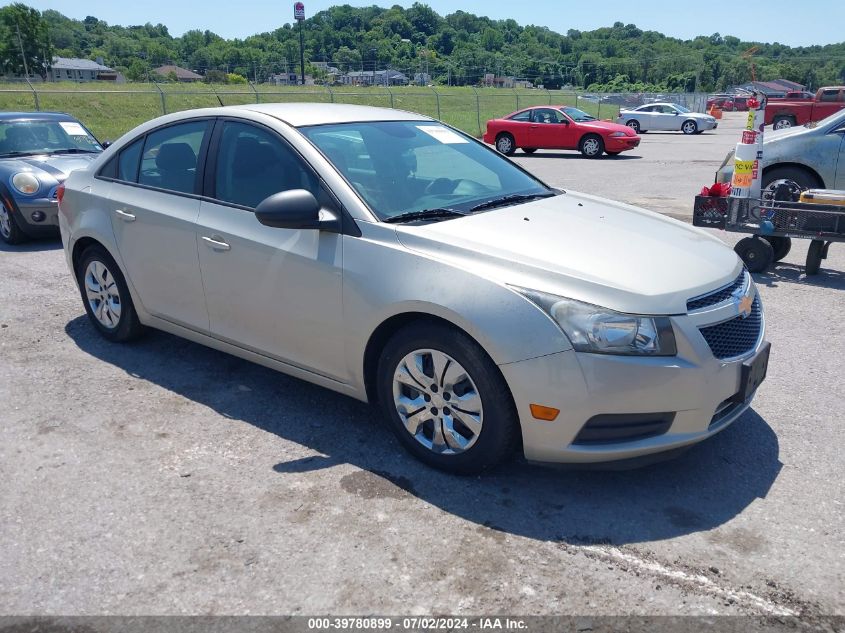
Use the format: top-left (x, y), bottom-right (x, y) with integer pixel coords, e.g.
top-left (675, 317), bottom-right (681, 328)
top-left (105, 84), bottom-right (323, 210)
top-left (700, 182), bottom-right (731, 197)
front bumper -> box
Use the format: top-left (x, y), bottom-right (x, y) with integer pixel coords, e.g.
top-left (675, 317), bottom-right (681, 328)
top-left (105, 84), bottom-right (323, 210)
top-left (500, 289), bottom-right (766, 464)
top-left (14, 197), bottom-right (60, 236)
top-left (606, 136), bottom-right (640, 151)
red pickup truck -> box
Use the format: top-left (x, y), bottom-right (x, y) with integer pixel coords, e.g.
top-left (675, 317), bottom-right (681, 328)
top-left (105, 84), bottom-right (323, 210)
top-left (765, 87), bottom-right (845, 129)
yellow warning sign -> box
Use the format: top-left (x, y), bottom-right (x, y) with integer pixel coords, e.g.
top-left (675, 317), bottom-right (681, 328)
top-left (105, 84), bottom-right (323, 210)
top-left (746, 111), bottom-right (755, 130)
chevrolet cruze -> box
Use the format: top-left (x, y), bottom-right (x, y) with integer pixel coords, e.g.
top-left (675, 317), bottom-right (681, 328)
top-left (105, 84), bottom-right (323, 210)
top-left (58, 104), bottom-right (769, 474)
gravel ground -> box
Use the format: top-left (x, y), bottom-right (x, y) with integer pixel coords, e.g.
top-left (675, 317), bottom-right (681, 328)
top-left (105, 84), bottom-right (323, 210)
top-left (0, 113), bottom-right (843, 621)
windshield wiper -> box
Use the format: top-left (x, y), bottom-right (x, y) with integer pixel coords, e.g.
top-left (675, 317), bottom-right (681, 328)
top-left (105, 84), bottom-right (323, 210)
top-left (50, 148), bottom-right (100, 154)
top-left (383, 208), bottom-right (468, 224)
top-left (469, 192), bottom-right (556, 213)
top-left (0, 150), bottom-right (44, 158)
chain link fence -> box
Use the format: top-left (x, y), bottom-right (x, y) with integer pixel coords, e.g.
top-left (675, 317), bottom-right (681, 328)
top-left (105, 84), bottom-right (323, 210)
top-left (0, 81), bottom-right (710, 141)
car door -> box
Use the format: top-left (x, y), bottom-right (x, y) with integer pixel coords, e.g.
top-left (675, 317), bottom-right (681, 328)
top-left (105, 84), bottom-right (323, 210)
top-left (529, 108), bottom-right (569, 148)
top-left (634, 106), bottom-right (655, 129)
top-left (195, 118), bottom-right (346, 380)
top-left (649, 105), bottom-right (673, 130)
top-left (504, 109), bottom-right (534, 148)
top-left (107, 119), bottom-right (212, 330)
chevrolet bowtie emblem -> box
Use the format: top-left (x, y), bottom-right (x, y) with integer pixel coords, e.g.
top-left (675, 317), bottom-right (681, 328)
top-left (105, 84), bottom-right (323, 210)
top-left (738, 295), bottom-right (753, 318)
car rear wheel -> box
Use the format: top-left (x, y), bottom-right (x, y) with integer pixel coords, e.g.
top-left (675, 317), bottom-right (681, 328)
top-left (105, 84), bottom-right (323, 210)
top-left (681, 120), bottom-right (698, 135)
top-left (376, 323), bottom-right (518, 474)
top-left (0, 201), bottom-right (27, 245)
top-left (76, 245), bottom-right (145, 342)
top-left (625, 120), bottom-right (640, 133)
top-left (579, 134), bottom-right (604, 158)
top-left (772, 116), bottom-right (795, 130)
top-left (805, 240), bottom-right (827, 276)
top-left (734, 237), bottom-right (774, 273)
top-left (495, 133), bottom-right (515, 156)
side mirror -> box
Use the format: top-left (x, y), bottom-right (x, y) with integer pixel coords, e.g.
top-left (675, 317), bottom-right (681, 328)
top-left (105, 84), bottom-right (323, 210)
top-left (561, 119), bottom-right (570, 125)
top-left (100, 140), bottom-right (112, 149)
top-left (255, 189), bottom-right (340, 232)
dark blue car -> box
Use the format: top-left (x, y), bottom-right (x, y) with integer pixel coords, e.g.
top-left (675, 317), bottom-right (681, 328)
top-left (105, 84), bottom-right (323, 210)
top-left (0, 112), bottom-right (103, 244)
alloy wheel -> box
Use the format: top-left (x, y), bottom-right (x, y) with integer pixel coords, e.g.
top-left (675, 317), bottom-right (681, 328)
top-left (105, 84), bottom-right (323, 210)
top-left (84, 260), bottom-right (122, 329)
top-left (582, 137), bottom-right (601, 156)
top-left (496, 136), bottom-right (513, 154)
top-left (392, 348), bottom-right (483, 454)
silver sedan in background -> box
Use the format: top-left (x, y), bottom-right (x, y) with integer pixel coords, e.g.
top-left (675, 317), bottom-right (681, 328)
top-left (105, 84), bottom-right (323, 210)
top-left (618, 103), bottom-right (718, 134)
top-left (58, 104), bottom-right (768, 474)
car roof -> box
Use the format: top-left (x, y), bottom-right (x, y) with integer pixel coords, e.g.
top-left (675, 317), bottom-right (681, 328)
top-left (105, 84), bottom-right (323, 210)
top-left (0, 111), bottom-right (79, 122)
top-left (230, 103), bottom-right (432, 127)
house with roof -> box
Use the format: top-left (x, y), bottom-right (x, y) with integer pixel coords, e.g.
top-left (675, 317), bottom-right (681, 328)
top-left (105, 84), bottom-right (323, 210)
top-left (153, 65), bottom-right (203, 82)
top-left (341, 69), bottom-right (408, 86)
top-left (51, 57), bottom-right (119, 82)
top-left (733, 79), bottom-right (806, 98)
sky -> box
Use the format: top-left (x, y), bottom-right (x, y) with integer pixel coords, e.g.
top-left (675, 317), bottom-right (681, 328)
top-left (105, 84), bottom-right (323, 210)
top-left (7, 0), bottom-right (845, 47)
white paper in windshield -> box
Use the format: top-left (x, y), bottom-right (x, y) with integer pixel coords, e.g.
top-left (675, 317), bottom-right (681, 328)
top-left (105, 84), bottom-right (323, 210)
top-left (59, 121), bottom-right (88, 136)
top-left (417, 125), bottom-right (468, 144)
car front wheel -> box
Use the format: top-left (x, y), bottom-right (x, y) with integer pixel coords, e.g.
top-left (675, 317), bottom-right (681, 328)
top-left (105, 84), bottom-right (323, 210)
top-left (625, 119), bottom-right (640, 133)
top-left (0, 201), bottom-right (27, 245)
top-left (579, 134), bottom-right (604, 158)
top-left (681, 120), bottom-right (698, 135)
top-left (376, 323), bottom-right (518, 474)
top-left (76, 245), bottom-right (145, 342)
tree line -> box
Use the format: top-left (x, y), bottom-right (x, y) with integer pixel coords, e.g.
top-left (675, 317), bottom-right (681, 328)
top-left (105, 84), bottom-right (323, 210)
top-left (2, 2), bottom-right (844, 91)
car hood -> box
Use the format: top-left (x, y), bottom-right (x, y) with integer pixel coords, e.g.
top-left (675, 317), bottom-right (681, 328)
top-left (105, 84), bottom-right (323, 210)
top-left (394, 191), bottom-right (740, 315)
top-left (1, 154), bottom-right (99, 185)
top-left (578, 119), bottom-right (636, 135)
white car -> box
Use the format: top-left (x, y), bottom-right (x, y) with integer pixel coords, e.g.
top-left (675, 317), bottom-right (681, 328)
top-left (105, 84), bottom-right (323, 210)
top-left (58, 103), bottom-right (768, 473)
top-left (617, 103), bottom-right (718, 135)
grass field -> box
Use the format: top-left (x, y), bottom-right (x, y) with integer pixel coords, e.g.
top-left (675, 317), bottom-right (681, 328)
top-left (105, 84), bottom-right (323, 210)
top-left (0, 82), bottom-right (622, 141)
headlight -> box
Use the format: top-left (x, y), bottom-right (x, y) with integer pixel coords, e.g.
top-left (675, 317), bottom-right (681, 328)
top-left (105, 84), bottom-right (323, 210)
top-left (11, 172), bottom-right (40, 195)
top-left (512, 287), bottom-right (677, 356)
top-left (609, 131), bottom-right (627, 137)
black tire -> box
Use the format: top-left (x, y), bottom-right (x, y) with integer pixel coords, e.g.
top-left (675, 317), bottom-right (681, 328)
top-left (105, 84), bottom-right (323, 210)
top-left (762, 236), bottom-right (792, 262)
top-left (579, 134), bottom-right (604, 159)
top-left (521, 148), bottom-right (537, 154)
top-left (0, 201), bottom-right (28, 245)
top-left (734, 237), bottom-right (774, 273)
top-left (681, 119), bottom-right (698, 135)
top-left (376, 322), bottom-right (518, 474)
top-left (805, 240), bottom-right (825, 276)
top-left (772, 116), bottom-right (795, 130)
top-left (76, 244), bottom-right (145, 342)
top-left (626, 119), bottom-right (640, 133)
top-left (762, 166), bottom-right (822, 191)
top-left (495, 133), bottom-right (516, 156)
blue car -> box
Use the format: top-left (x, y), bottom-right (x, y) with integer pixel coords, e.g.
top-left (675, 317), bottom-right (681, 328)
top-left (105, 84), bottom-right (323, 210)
top-left (0, 112), bottom-right (103, 244)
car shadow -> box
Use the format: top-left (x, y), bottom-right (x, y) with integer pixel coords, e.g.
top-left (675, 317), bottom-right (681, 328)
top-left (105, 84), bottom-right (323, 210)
top-left (515, 152), bottom-right (643, 160)
top-left (754, 263), bottom-right (845, 290)
top-left (0, 237), bottom-right (62, 253)
top-left (65, 316), bottom-right (782, 546)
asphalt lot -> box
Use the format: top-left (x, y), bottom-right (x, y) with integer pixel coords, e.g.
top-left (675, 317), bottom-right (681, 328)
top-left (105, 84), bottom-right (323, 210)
top-left (1, 112), bottom-right (843, 621)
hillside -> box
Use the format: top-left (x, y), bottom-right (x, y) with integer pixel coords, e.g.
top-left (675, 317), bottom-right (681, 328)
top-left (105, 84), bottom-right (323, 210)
top-left (3, 2), bottom-right (844, 91)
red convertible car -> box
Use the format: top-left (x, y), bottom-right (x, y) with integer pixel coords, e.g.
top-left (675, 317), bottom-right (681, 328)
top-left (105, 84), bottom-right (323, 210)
top-left (483, 106), bottom-right (641, 158)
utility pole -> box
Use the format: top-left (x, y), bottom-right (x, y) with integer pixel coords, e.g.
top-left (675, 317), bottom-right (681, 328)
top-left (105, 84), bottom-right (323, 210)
top-left (294, 2), bottom-right (306, 85)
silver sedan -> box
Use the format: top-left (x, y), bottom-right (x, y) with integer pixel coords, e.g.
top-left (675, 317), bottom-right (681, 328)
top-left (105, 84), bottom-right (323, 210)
top-left (59, 104), bottom-right (768, 473)
top-left (617, 103), bottom-right (718, 134)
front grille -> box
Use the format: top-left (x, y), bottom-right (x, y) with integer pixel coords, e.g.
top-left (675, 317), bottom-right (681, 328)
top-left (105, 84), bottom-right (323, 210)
top-left (687, 270), bottom-right (746, 312)
top-left (698, 296), bottom-right (762, 360)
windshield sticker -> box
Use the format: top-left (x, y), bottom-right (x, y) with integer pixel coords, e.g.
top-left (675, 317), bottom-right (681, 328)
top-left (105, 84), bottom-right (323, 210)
top-left (417, 126), bottom-right (468, 144)
top-left (59, 121), bottom-right (88, 136)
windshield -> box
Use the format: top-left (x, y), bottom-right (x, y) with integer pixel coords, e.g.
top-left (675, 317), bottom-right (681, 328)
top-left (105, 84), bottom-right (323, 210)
top-left (0, 119), bottom-right (102, 157)
top-left (674, 105), bottom-right (691, 113)
top-left (301, 121), bottom-right (550, 220)
top-left (560, 107), bottom-right (596, 122)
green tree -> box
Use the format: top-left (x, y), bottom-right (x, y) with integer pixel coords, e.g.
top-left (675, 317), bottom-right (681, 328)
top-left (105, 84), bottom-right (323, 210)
top-left (0, 3), bottom-right (52, 79)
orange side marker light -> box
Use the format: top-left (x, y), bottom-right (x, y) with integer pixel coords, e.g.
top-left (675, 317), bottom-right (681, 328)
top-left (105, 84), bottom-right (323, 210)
top-left (530, 404), bottom-right (560, 421)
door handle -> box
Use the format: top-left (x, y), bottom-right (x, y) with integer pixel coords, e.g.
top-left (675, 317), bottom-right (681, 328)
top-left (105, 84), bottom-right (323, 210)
top-left (114, 209), bottom-right (136, 222)
top-left (202, 235), bottom-right (231, 251)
